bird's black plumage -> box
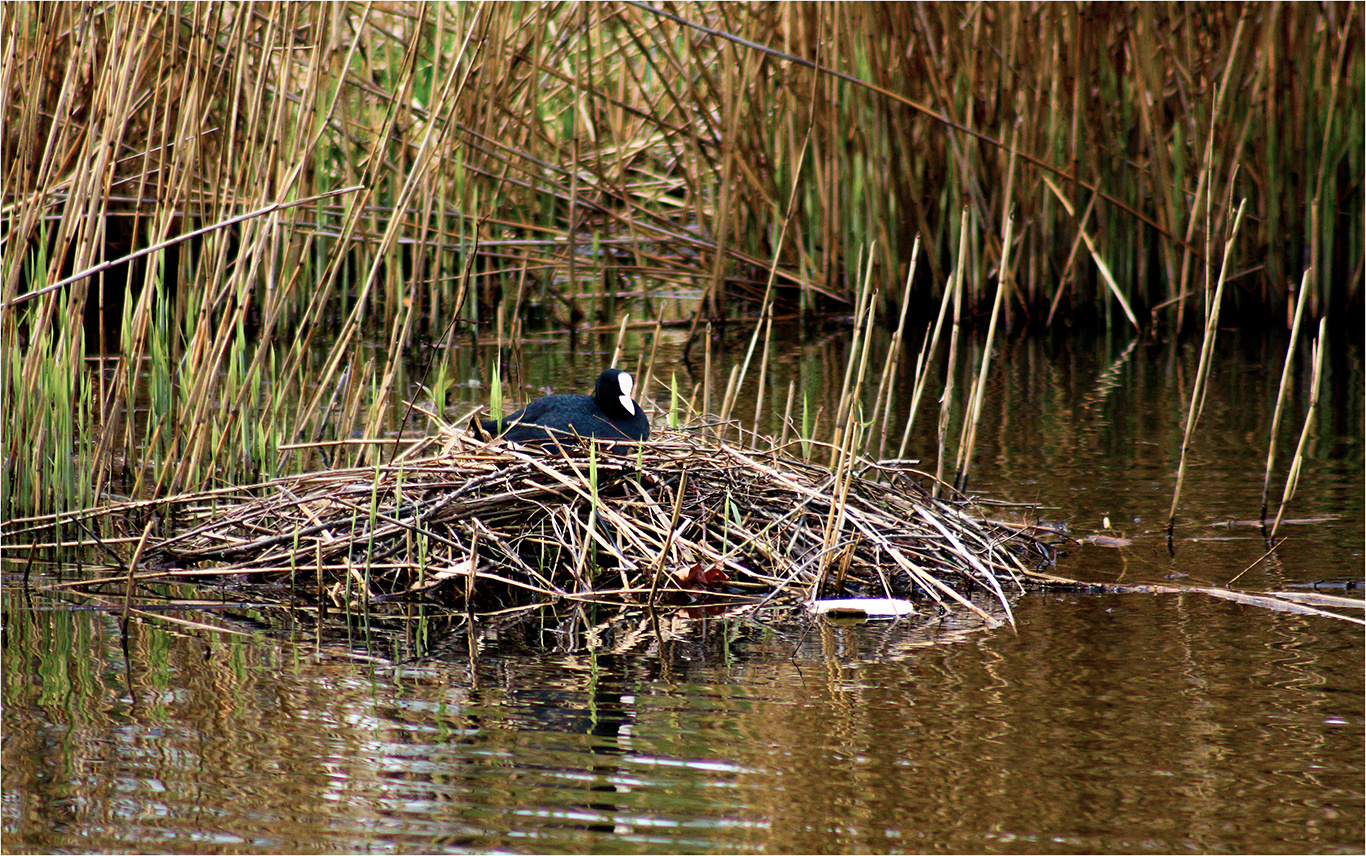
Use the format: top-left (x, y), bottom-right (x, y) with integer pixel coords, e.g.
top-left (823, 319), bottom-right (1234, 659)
top-left (479, 368), bottom-right (649, 450)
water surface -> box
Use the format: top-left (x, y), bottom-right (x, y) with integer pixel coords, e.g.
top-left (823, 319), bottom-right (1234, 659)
top-left (3, 333), bottom-right (1362, 853)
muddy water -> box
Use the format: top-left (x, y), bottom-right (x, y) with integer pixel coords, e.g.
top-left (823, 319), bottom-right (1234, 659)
top-left (3, 333), bottom-right (1363, 853)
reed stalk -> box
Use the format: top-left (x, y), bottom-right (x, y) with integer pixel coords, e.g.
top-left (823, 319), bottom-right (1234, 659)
top-left (1270, 318), bottom-right (1328, 542)
top-left (817, 266), bottom-right (881, 593)
top-left (779, 380), bottom-right (796, 451)
top-left (1167, 199), bottom-right (1248, 536)
top-left (751, 309), bottom-right (774, 439)
top-left (1260, 269), bottom-right (1314, 528)
top-left (897, 239), bottom-right (957, 462)
top-left (828, 245), bottom-right (877, 469)
top-left (955, 212), bottom-right (1015, 493)
top-left (869, 236), bottom-right (920, 462)
top-left (702, 322), bottom-right (713, 434)
top-left (933, 208), bottom-right (970, 497)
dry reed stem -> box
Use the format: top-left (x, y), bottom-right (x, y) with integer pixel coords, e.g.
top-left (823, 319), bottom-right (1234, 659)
top-left (933, 208), bottom-right (970, 496)
top-left (955, 211), bottom-right (1015, 492)
top-left (1041, 176), bottom-right (1140, 331)
top-left (1168, 199), bottom-right (1248, 534)
top-left (869, 237), bottom-right (921, 460)
top-left (1260, 269), bottom-right (1313, 526)
top-left (897, 238), bottom-right (954, 462)
top-left (1270, 318), bottom-right (1327, 542)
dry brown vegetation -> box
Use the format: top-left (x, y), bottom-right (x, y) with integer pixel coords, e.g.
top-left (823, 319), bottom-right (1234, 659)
top-left (2, 3), bottom-right (1359, 578)
top-left (12, 430), bottom-right (1058, 621)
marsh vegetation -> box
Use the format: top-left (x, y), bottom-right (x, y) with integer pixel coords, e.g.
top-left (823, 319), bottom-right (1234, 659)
top-left (2, 3), bottom-right (1360, 618)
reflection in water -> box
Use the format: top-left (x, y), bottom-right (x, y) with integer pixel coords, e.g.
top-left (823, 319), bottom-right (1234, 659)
top-left (3, 594), bottom-right (1361, 854)
top-left (3, 334), bottom-right (1363, 853)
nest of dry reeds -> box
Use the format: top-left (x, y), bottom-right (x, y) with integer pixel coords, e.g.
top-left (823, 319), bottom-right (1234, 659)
top-left (136, 429), bottom-right (1057, 622)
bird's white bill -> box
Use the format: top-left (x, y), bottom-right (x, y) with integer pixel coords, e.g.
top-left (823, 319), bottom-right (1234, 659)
top-left (617, 371), bottom-right (636, 415)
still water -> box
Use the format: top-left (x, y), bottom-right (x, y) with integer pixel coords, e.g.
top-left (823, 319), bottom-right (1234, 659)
top-left (3, 332), bottom-right (1363, 853)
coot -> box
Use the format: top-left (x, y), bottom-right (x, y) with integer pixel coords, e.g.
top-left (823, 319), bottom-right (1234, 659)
top-left (479, 368), bottom-right (649, 449)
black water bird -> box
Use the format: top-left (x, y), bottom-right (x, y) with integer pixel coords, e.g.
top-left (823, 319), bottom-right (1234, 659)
top-left (479, 368), bottom-right (649, 450)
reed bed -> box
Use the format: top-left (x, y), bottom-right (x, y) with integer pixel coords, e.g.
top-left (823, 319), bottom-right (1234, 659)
top-left (3, 1), bottom-right (1355, 556)
top-left (13, 430), bottom-right (1058, 623)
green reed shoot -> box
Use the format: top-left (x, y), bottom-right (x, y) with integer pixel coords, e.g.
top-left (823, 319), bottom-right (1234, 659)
top-left (489, 362), bottom-right (504, 434)
top-left (669, 371), bottom-right (680, 430)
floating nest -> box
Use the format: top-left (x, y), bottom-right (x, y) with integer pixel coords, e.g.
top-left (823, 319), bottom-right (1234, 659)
top-left (128, 429), bottom-right (1058, 624)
